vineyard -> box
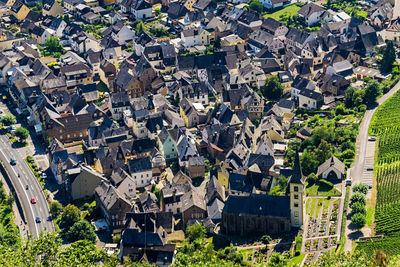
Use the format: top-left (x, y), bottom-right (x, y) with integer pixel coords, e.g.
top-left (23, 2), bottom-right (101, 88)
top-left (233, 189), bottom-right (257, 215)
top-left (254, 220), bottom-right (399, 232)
top-left (377, 127), bottom-right (400, 164)
top-left (356, 233), bottom-right (400, 257)
top-left (370, 90), bottom-right (400, 135)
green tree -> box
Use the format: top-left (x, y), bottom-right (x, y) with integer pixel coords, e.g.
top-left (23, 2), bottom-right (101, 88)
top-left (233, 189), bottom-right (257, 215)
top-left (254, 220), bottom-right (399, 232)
top-left (267, 252), bottom-right (289, 266)
top-left (350, 192), bottom-right (366, 205)
top-left (263, 75), bottom-right (283, 101)
top-left (351, 212), bottom-right (366, 229)
top-left (315, 140), bottom-right (332, 164)
top-left (301, 150), bottom-right (319, 176)
top-left (363, 80), bottom-right (382, 105)
top-left (1, 114), bottom-right (16, 126)
top-left (44, 37), bottom-right (64, 54)
top-left (249, 0), bottom-right (263, 13)
top-left (335, 105), bottom-right (345, 115)
top-left (353, 183), bottom-right (368, 195)
top-left (186, 223), bottom-right (205, 243)
top-left (380, 40), bottom-right (396, 73)
top-left (351, 201), bottom-right (366, 214)
top-left (50, 201), bottom-right (63, 218)
top-left (345, 87), bottom-right (365, 108)
top-left (65, 220), bottom-right (96, 243)
top-left (59, 204), bottom-right (81, 231)
top-left (261, 235), bottom-right (272, 245)
top-left (307, 173), bottom-right (319, 184)
top-left (14, 127), bottom-right (29, 142)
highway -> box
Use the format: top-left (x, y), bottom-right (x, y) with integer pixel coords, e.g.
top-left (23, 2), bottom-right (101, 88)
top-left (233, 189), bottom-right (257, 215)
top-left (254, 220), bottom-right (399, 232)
top-left (0, 133), bottom-right (54, 238)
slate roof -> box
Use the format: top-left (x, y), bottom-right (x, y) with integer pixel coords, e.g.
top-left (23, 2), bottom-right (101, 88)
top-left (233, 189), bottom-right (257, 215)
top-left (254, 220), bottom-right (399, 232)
top-left (128, 157), bottom-right (152, 173)
top-left (298, 2), bottom-right (326, 17)
top-left (300, 88), bottom-right (322, 100)
top-left (317, 156), bottom-right (345, 176)
top-left (289, 151), bottom-right (305, 184)
top-left (223, 194), bottom-right (290, 219)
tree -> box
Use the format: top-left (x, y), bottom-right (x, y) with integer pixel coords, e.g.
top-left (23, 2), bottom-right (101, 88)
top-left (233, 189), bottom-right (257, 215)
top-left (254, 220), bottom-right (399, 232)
top-left (316, 250), bottom-right (372, 267)
top-left (315, 140), bottom-right (332, 164)
top-left (300, 150), bottom-right (319, 176)
top-left (65, 220), bottom-right (96, 243)
top-left (351, 202), bottom-right (366, 215)
top-left (363, 80), bottom-right (382, 105)
top-left (50, 201), bottom-right (63, 218)
top-left (380, 40), bottom-right (396, 73)
top-left (261, 235), bottom-right (272, 245)
top-left (345, 87), bottom-right (364, 108)
top-left (44, 37), bottom-right (64, 54)
top-left (14, 127), bottom-right (29, 142)
top-left (1, 114), bottom-right (16, 126)
top-left (263, 75), bottom-right (283, 101)
top-left (350, 192), bottom-right (366, 205)
top-left (249, 0), bottom-right (263, 13)
top-left (335, 105), bottom-right (345, 115)
top-left (351, 212), bottom-right (366, 229)
top-left (186, 223), bottom-right (206, 243)
top-left (307, 173), bottom-right (318, 184)
top-left (353, 183), bottom-right (369, 195)
top-left (59, 204), bottom-right (81, 231)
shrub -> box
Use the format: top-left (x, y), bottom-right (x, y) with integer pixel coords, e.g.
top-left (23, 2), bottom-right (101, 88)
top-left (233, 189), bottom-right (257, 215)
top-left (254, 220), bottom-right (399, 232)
top-left (351, 213), bottom-right (366, 229)
top-left (353, 183), bottom-right (369, 195)
top-left (350, 192), bottom-right (366, 205)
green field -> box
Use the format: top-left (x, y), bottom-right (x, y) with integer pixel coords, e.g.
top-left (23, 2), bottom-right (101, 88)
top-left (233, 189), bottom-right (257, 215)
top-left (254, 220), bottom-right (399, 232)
top-left (263, 5), bottom-right (300, 20)
top-left (356, 233), bottom-right (400, 257)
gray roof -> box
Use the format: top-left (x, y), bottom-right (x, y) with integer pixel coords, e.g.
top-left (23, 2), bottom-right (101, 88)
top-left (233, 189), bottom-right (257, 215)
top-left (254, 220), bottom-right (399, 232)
top-left (317, 156), bottom-right (345, 176)
top-left (128, 157), bottom-right (152, 173)
top-left (298, 2), bottom-right (326, 17)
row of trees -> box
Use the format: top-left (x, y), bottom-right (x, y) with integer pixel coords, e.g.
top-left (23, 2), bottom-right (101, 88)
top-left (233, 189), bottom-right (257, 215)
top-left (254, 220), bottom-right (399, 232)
top-left (1, 114), bottom-right (29, 143)
top-left (350, 183), bottom-right (369, 229)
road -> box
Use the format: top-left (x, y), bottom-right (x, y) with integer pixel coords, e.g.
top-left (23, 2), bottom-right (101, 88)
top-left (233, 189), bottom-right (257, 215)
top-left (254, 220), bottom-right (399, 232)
top-left (0, 133), bottom-right (54, 238)
top-left (345, 80), bottom-right (400, 251)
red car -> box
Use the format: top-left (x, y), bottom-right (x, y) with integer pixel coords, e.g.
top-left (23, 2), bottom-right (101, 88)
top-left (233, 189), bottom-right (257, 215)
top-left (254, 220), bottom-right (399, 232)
top-left (30, 197), bottom-right (36, 204)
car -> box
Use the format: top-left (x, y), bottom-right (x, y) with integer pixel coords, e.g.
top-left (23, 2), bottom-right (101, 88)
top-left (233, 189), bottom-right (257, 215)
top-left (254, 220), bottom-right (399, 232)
top-left (35, 216), bottom-right (41, 223)
top-left (42, 173), bottom-right (47, 179)
top-left (30, 197), bottom-right (36, 204)
top-left (346, 178), bottom-right (352, 186)
top-left (368, 136), bottom-right (377, 141)
top-left (10, 158), bottom-right (16, 165)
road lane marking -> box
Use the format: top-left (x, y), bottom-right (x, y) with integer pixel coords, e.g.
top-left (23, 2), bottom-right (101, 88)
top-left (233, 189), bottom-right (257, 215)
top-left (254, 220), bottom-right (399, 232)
top-left (0, 147), bottom-right (39, 236)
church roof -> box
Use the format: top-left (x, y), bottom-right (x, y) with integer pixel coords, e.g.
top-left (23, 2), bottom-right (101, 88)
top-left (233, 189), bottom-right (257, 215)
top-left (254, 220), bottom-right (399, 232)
top-left (289, 150), bottom-right (305, 184)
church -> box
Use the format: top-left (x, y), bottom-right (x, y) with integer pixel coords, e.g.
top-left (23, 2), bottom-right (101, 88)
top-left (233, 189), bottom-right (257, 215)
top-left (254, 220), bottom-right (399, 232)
top-left (221, 152), bottom-right (306, 236)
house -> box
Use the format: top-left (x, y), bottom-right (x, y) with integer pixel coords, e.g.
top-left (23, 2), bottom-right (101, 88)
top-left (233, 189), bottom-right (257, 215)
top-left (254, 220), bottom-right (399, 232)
top-left (95, 181), bottom-right (133, 229)
top-left (59, 63), bottom-right (92, 88)
top-left (260, 0), bottom-right (289, 9)
top-left (179, 98), bottom-right (200, 128)
top-left (186, 156), bottom-right (205, 178)
top-left (318, 73), bottom-right (350, 96)
top-left (42, 0), bottom-right (64, 17)
top-left (298, 89), bottom-right (323, 110)
top-left (109, 91), bottom-right (131, 120)
top-left (131, 0), bottom-right (152, 19)
top-left (68, 165), bottom-right (107, 200)
top-left (31, 26), bottom-right (54, 45)
top-left (160, 182), bottom-right (192, 214)
top-left (10, 1), bottom-right (30, 21)
top-left (128, 157), bottom-right (154, 188)
top-left (298, 2), bottom-right (330, 26)
top-left (82, 11), bottom-right (101, 24)
top-left (158, 127), bottom-right (178, 161)
top-left (181, 27), bottom-right (212, 47)
top-left (63, 0), bottom-right (84, 13)
top-left (291, 76), bottom-right (315, 100)
top-left (317, 156), bottom-right (345, 181)
top-left (181, 187), bottom-right (207, 227)
top-left (261, 17), bottom-right (289, 37)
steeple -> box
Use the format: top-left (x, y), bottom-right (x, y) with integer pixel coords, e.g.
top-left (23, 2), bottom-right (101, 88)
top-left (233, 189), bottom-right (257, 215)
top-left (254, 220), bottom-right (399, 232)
top-left (289, 150), bottom-right (305, 184)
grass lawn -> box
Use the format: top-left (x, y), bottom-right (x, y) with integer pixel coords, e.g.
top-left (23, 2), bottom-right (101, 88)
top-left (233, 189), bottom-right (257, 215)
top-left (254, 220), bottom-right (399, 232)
top-left (288, 254), bottom-right (305, 266)
top-left (366, 205), bottom-right (375, 227)
top-left (306, 179), bottom-right (342, 197)
top-left (323, 198), bottom-right (331, 210)
top-left (263, 4), bottom-right (300, 20)
top-left (310, 198), bottom-right (317, 219)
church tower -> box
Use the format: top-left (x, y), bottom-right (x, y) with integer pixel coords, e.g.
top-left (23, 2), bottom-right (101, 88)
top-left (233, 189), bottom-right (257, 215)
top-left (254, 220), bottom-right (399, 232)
top-left (289, 151), bottom-right (306, 228)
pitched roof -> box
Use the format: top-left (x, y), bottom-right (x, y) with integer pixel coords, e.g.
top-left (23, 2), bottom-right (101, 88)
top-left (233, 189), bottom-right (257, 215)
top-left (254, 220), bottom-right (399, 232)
top-left (289, 151), bottom-right (305, 184)
top-left (317, 156), bottom-right (345, 176)
top-left (223, 194), bottom-right (290, 218)
top-left (128, 157), bottom-right (152, 173)
top-left (298, 2), bottom-right (326, 17)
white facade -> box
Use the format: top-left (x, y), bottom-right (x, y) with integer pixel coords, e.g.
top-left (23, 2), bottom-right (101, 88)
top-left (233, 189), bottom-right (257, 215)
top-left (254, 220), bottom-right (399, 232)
top-left (131, 169), bottom-right (153, 188)
top-left (131, 7), bottom-right (152, 19)
top-left (298, 94), bottom-right (318, 110)
top-left (290, 182), bottom-right (304, 227)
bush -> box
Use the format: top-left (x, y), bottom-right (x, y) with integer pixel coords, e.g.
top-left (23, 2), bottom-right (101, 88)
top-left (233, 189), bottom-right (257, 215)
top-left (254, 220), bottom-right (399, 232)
top-left (351, 202), bottom-right (366, 215)
top-left (350, 192), bottom-right (366, 205)
top-left (353, 183), bottom-right (369, 195)
top-left (351, 213), bottom-right (366, 229)
top-left (261, 235), bottom-right (272, 245)
top-left (307, 173), bottom-right (319, 184)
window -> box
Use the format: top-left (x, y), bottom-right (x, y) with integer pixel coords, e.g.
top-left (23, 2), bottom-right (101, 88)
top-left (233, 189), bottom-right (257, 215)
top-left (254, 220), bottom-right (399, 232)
top-left (294, 203), bottom-right (299, 208)
top-left (294, 194), bottom-right (298, 200)
top-left (294, 186), bottom-right (298, 192)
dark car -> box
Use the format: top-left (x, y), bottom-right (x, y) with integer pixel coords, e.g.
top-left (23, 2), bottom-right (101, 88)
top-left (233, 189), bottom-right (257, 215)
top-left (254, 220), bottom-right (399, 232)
top-left (35, 216), bottom-right (41, 223)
